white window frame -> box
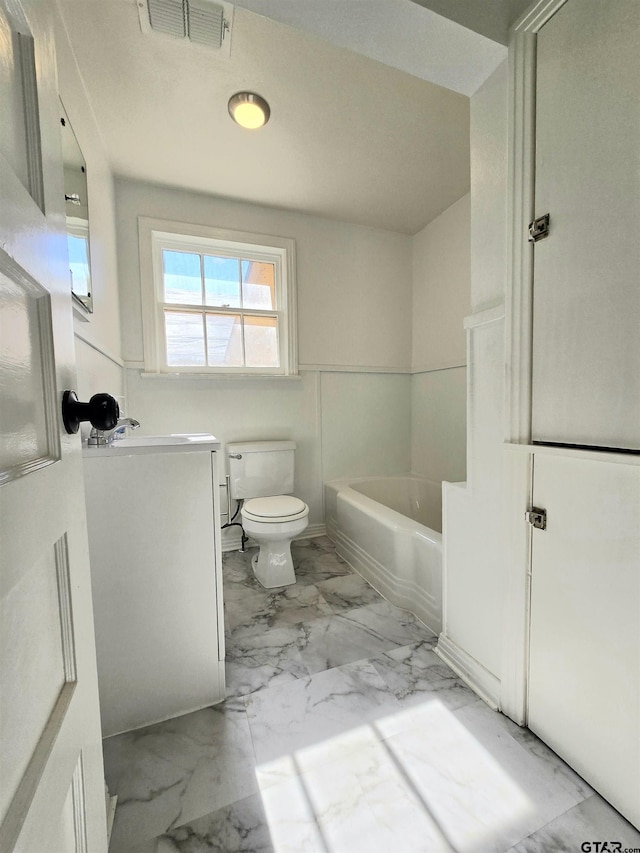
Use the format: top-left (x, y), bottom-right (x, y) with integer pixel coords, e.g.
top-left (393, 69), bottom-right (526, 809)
top-left (139, 217), bottom-right (298, 376)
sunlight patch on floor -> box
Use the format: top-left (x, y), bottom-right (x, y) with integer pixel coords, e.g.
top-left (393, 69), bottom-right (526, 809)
top-left (256, 698), bottom-right (533, 853)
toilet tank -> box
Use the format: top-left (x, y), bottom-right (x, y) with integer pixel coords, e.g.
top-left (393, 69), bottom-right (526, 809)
top-left (227, 440), bottom-right (297, 499)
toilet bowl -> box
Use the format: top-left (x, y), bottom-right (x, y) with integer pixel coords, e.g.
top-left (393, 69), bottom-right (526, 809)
top-left (241, 495), bottom-right (309, 588)
top-left (227, 440), bottom-right (308, 588)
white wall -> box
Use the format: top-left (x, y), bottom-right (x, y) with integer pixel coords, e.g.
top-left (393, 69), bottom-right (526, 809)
top-left (411, 368), bottom-right (467, 484)
top-left (412, 193), bottom-right (470, 372)
top-left (116, 179), bottom-right (412, 371)
top-left (469, 66), bottom-right (508, 314)
top-left (321, 372), bottom-right (411, 483)
top-left (115, 178), bottom-right (414, 542)
top-left (411, 193), bottom-right (470, 486)
top-left (54, 10), bottom-right (124, 407)
top-left (440, 61), bottom-right (508, 702)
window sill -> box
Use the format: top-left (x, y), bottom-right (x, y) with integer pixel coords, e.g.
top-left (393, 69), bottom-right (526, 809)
top-left (139, 371), bottom-right (302, 382)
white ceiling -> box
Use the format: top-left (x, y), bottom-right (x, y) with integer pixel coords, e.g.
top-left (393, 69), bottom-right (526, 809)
top-left (408, 0), bottom-right (534, 45)
top-left (58, 0), bottom-right (477, 234)
top-left (230, 0), bottom-right (507, 96)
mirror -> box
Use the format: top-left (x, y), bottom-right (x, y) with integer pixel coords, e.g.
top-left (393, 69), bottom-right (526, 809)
top-left (60, 100), bottom-right (92, 313)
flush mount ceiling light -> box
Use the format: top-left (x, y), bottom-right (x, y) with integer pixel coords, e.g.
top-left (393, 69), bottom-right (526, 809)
top-left (228, 92), bottom-right (270, 130)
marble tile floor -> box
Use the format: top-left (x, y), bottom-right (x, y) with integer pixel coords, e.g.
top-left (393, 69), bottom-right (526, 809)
top-left (103, 536), bottom-right (640, 853)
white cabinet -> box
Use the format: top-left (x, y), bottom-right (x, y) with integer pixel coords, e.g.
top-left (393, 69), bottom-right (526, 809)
top-left (83, 438), bottom-right (225, 736)
top-left (531, 0), bottom-right (640, 451)
top-left (517, 0), bottom-right (640, 830)
top-left (528, 452), bottom-right (640, 827)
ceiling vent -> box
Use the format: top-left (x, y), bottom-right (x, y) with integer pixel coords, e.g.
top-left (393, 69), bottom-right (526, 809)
top-left (139, 0), bottom-right (232, 54)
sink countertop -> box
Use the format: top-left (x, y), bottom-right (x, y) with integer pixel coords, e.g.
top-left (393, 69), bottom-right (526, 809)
top-left (82, 433), bottom-right (221, 457)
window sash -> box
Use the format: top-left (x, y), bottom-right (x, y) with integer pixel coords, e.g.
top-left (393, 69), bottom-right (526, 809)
top-left (161, 308), bottom-right (282, 367)
top-left (153, 236), bottom-right (286, 373)
top-left (140, 218), bottom-right (297, 376)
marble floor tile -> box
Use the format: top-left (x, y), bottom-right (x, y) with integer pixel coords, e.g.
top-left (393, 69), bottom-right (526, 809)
top-left (494, 714), bottom-right (594, 804)
top-left (295, 615), bottom-right (382, 674)
top-left (103, 703), bottom-right (257, 852)
top-left (108, 538), bottom-right (615, 853)
top-left (506, 793), bottom-right (640, 852)
top-left (314, 572), bottom-right (382, 611)
top-left (255, 767), bottom-right (327, 853)
top-left (245, 660), bottom-right (400, 774)
top-left (371, 641), bottom-right (477, 712)
top-left (129, 794), bottom-right (275, 853)
top-left (225, 624), bottom-right (309, 698)
top-left (224, 585), bottom-right (272, 632)
top-left (340, 599), bottom-right (433, 646)
top-left (226, 582), bottom-right (333, 636)
top-left (222, 567), bottom-right (264, 601)
top-left (297, 600), bottom-right (430, 674)
top-left (222, 556), bottom-right (266, 607)
top-left (293, 535), bottom-right (341, 558)
top-left (223, 539), bottom-right (350, 593)
top-left (257, 727), bottom-right (454, 853)
top-left (292, 543), bottom-right (353, 585)
top-left (376, 698), bottom-right (594, 853)
top-left (222, 548), bottom-right (260, 586)
top-left (265, 583), bottom-right (334, 626)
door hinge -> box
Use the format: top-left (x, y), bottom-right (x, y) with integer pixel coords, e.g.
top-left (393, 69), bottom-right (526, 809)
top-left (526, 507), bottom-right (547, 530)
top-left (528, 213), bottom-right (550, 242)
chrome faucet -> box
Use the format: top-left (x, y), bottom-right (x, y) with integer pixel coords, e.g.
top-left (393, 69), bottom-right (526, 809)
top-left (88, 417), bottom-right (141, 446)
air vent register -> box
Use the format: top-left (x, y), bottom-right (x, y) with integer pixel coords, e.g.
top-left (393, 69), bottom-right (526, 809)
top-left (139, 0), bottom-right (232, 52)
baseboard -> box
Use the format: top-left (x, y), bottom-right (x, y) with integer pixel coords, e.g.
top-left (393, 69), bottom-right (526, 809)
top-left (435, 634), bottom-right (501, 710)
top-left (333, 527), bottom-right (441, 635)
top-left (304, 523), bottom-right (327, 540)
top-left (221, 522), bottom-right (327, 553)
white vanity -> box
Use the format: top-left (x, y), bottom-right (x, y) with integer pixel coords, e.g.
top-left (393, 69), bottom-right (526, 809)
top-left (83, 434), bottom-right (225, 736)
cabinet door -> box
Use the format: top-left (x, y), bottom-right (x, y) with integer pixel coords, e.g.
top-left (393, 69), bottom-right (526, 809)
top-left (531, 0), bottom-right (640, 451)
top-left (84, 450), bottom-right (223, 736)
top-left (528, 453), bottom-right (640, 827)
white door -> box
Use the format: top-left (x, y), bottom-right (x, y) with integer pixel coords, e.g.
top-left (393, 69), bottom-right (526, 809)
top-left (531, 0), bottom-right (640, 451)
top-left (528, 453), bottom-right (640, 827)
top-left (0, 1), bottom-right (107, 851)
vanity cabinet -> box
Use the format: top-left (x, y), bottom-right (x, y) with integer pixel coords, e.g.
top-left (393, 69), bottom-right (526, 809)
top-left (83, 437), bottom-right (225, 736)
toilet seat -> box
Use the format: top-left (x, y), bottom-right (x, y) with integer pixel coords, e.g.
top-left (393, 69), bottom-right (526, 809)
top-left (242, 495), bottom-right (309, 524)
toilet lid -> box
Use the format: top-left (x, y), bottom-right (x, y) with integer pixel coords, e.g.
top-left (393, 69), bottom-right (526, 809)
top-left (243, 495), bottom-right (307, 518)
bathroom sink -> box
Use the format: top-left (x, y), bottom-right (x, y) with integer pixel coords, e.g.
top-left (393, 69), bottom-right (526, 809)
top-left (83, 433), bottom-right (220, 456)
top-left (115, 434), bottom-right (216, 447)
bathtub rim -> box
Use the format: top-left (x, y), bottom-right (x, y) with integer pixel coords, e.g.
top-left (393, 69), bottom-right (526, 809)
top-left (325, 473), bottom-right (443, 542)
top-left (325, 473), bottom-right (443, 634)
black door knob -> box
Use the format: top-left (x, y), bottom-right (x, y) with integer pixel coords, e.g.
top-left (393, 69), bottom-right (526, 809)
top-left (62, 390), bottom-right (120, 435)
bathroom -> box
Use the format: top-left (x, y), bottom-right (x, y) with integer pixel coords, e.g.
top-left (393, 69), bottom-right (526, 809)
top-left (1, 0), bottom-right (638, 850)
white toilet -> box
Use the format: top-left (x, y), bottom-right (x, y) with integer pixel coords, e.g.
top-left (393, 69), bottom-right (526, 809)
top-left (227, 441), bottom-right (309, 588)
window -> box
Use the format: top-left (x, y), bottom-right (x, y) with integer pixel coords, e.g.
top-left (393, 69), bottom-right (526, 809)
top-left (140, 218), bottom-right (297, 375)
top-left (67, 223), bottom-right (91, 308)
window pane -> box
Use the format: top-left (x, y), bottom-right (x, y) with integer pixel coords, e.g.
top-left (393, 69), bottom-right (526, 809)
top-left (164, 311), bottom-right (205, 366)
top-left (244, 315), bottom-right (279, 368)
top-left (162, 250), bottom-right (202, 305)
top-left (204, 255), bottom-right (240, 308)
top-left (67, 234), bottom-right (90, 297)
top-left (206, 313), bottom-right (243, 367)
top-left (241, 260), bottom-right (275, 310)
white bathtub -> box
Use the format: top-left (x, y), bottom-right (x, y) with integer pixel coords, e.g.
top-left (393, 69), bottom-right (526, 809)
top-left (325, 475), bottom-right (442, 634)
